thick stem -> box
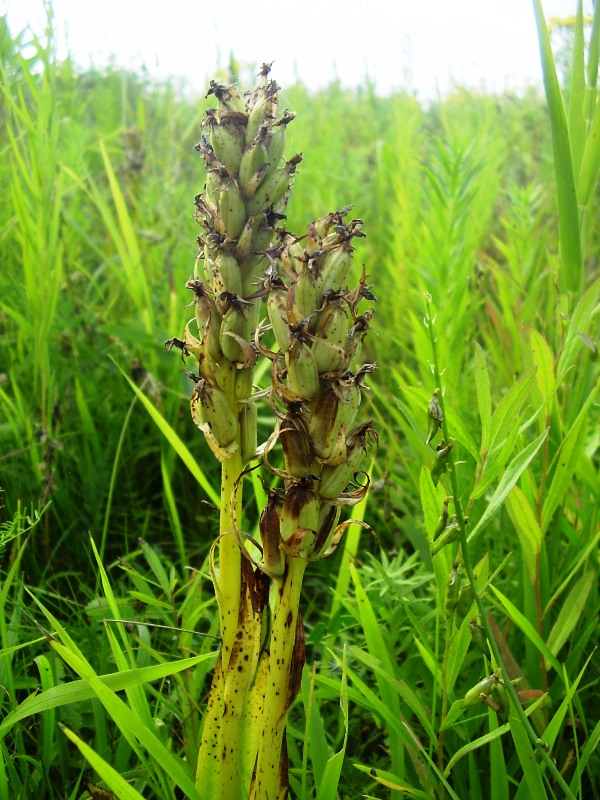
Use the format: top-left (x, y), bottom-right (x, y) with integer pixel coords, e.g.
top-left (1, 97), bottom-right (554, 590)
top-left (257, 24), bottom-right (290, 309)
top-left (251, 556), bottom-right (307, 800)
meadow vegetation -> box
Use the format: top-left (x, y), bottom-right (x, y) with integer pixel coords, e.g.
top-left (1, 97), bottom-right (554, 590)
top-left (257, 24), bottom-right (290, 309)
top-left (0, 4), bottom-right (598, 799)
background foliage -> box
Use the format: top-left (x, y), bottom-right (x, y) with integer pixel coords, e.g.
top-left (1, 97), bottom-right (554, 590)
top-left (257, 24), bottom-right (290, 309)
top-left (0, 6), bottom-right (598, 800)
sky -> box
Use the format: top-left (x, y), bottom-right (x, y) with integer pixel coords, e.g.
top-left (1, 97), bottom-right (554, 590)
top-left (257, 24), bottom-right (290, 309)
top-left (0, 0), bottom-right (595, 102)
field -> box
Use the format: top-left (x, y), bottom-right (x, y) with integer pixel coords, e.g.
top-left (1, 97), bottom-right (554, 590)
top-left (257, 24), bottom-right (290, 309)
top-left (0, 6), bottom-right (599, 800)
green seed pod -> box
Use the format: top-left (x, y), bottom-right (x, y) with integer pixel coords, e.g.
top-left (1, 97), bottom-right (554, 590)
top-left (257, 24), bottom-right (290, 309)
top-left (432, 496), bottom-right (452, 541)
top-left (312, 304), bottom-right (351, 375)
top-left (264, 111), bottom-right (294, 167)
top-left (209, 119), bottom-right (244, 174)
top-left (217, 179), bottom-right (247, 240)
top-left (239, 137), bottom-right (269, 198)
top-left (285, 341), bottom-right (320, 400)
top-left (245, 159), bottom-right (299, 216)
top-left (426, 389), bottom-right (443, 444)
top-left (210, 252), bottom-right (243, 297)
top-left (462, 673), bottom-right (499, 708)
top-left (469, 621), bottom-right (492, 661)
top-left (190, 380), bottom-right (238, 449)
top-left (245, 93), bottom-right (277, 145)
top-left (239, 401), bottom-right (258, 464)
top-left (234, 366), bottom-right (254, 400)
top-left (317, 423), bottom-right (371, 500)
top-left (220, 305), bottom-right (249, 362)
top-left (317, 244), bottom-right (353, 295)
top-left (430, 440), bottom-right (453, 486)
top-left (267, 285), bottom-right (291, 352)
top-left (444, 566), bottom-right (461, 619)
top-left (292, 264), bottom-right (318, 318)
top-left (455, 583), bottom-right (475, 627)
top-left (430, 525), bottom-right (459, 556)
top-left (280, 481), bottom-right (319, 543)
top-left (234, 215), bottom-right (259, 262)
top-left (280, 237), bottom-right (305, 281)
top-left (186, 280), bottom-right (223, 362)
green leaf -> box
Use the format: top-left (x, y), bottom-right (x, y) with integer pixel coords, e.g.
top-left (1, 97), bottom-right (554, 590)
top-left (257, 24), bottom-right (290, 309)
top-left (60, 724), bottom-right (146, 800)
top-left (567, 1), bottom-right (587, 181)
top-left (419, 465), bottom-right (447, 540)
top-left (315, 648), bottom-right (348, 800)
top-left (556, 279), bottom-right (600, 383)
top-left (508, 703), bottom-right (547, 800)
top-left (475, 342), bottom-right (492, 454)
top-left (532, 0), bottom-right (583, 293)
top-left (529, 329), bottom-right (555, 409)
top-left (116, 363), bottom-right (220, 506)
top-left (541, 380), bottom-right (599, 533)
top-left (468, 429), bottom-right (548, 546)
top-left (490, 585), bottom-right (562, 675)
top-left (505, 486), bottom-right (542, 584)
top-left (546, 569), bottom-right (596, 663)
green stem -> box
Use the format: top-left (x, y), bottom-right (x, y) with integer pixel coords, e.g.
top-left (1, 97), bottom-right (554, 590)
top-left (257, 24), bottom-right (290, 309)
top-left (424, 295), bottom-right (575, 800)
top-left (252, 555), bottom-right (307, 800)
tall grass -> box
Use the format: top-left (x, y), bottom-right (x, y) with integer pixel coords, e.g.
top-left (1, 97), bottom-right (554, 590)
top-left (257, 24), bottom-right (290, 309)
top-left (0, 4), bottom-right (598, 799)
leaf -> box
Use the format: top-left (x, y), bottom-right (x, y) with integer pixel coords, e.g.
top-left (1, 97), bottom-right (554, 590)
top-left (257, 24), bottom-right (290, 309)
top-left (116, 363), bottom-right (220, 506)
top-left (578, 2), bottom-right (600, 207)
top-left (475, 342), bottom-right (492, 454)
top-left (532, 0), bottom-right (583, 293)
top-left (490, 585), bottom-right (562, 675)
top-left (60, 724), bottom-right (146, 800)
top-left (508, 703), bottom-right (547, 800)
top-left (315, 648), bottom-right (348, 800)
top-left (556, 279), bottom-right (600, 383)
top-left (505, 486), bottom-right (542, 584)
top-left (546, 570), bottom-right (596, 664)
top-left (468, 429), bottom-right (548, 546)
top-left (529, 329), bottom-right (555, 409)
top-left (541, 380), bottom-right (599, 533)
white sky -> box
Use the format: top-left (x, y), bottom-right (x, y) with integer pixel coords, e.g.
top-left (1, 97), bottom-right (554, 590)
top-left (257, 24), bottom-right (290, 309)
top-left (0, 0), bottom-right (594, 101)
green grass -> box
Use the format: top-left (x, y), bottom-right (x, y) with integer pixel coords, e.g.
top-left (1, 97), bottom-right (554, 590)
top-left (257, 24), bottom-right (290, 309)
top-left (0, 4), bottom-right (598, 799)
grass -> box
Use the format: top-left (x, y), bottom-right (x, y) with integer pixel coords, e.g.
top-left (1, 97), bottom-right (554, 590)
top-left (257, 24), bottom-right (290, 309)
top-left (0, 4), bottom-right (599, 799)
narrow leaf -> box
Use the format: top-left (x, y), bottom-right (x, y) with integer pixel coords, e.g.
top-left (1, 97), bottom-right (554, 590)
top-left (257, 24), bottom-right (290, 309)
top-left (468, 429), bottom-right (548, 546)
top-left (475, 342), bottom-right (492, 454)
top-left (505, 486), bottom-right (542, 584)
top-left (532, 0), bottom-right (583, 293)
top-left (546, 569), bottom-right (596, 662)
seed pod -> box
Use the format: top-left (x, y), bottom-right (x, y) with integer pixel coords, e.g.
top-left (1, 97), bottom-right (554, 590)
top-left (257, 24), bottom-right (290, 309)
top-left (317, 423), bottom-right (372, 500)
top-left (245, 92), bottom-right (277, 145)
top-left (280, 407), bottom-right (314, 478)
top-left (469, 621), bottom-right (491, 661)
top-left (245, 158), bottom-right (299, 216)
top-left (444, 566), bottom-right (461, 619)
top-left (267, 285), bottom-right (291, 352)
top-left (432, 496), bottom-right (452, 541)
top-left (430, 440), bottom-right (453, 486)
top-left (462, 674), bottom-right (499, 708)
top-left (292, 264), bottom-right (318, 318)
top-left (258, 491), bottom-right (285, 577)
top-left (239, 401), bottom-right (258, 464)
top-left (210, 252), bottom-right (243, 297)
top-left (217, 179), bottom-right (247, 240)
top-left (285, 341), bottom-right (320, 400)
top-left (455, 583), bottom-right (475, 627)
top-left (209, 119), bottom-right (244, 174)
top-left (190, 380), bottom-right (238, 449)
top-left (220, 305), bottom-right (250, 362)
top-left (280, 237), bottom-right (305, 281)
top-left (234, 215), bottom-right (259, 262)
top-left (264, 111), bottom-right (294, 167)
top-left (312, 304), bottom-right (351, 375)
top-left (279, 481), bottom-right (319, 543)
top-left (186, 280), bottom-right (223, 362)
top-left (309, 379), bottom-right (361, 462)
top-left (317, 244), bottom-right (353, 295)
top-left (239, 137), bottom-right (269, 198)
top-left (426, 389), bottom-right (443, 444)
top-left (430, 524), bottom-right (459, 556)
